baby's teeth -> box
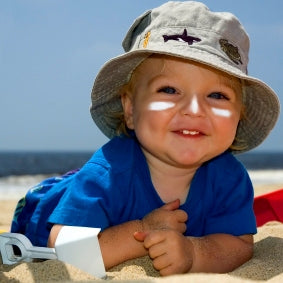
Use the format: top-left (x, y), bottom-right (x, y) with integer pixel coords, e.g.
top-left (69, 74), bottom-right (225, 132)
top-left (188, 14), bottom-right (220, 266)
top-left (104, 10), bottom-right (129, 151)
top-left (182, 130), bottom-right (199, 135)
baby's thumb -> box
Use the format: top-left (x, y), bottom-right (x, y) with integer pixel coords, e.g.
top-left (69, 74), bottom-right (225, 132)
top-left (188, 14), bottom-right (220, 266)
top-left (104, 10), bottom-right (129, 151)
top-left (133, 231), bottom-right (148, 242)
top-left (162, 199), bottom-right (180, 211)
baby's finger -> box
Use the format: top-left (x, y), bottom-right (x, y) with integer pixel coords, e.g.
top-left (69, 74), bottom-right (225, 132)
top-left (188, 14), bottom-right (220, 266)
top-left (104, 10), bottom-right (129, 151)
top-left (175, 209), bottom-right (188, 222)
top-left (143, 231), bottom-right (165, 249)
top-left (133, 231), bottom-right (148, 242)
top-left (152, 254), bottom-right (171, 272)
top-left (161, 199), bottom-right (180, 211)
top-left (177, 222), bottom-right (187, 234)
top-left (159, 263), bottom-right (178, 277)
top-left (147, 240), bottom-right (166, 259)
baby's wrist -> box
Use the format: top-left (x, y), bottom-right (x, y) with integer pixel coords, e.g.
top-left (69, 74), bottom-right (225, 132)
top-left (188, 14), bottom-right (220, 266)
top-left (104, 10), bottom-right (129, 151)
top-left (139, 219), bottom-right (147, 231)
top-left (185, 237), bottom-right (197, 272)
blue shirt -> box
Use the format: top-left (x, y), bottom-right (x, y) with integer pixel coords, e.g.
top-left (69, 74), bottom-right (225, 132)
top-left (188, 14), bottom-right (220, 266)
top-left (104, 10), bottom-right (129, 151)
top-left (24, 135), bottom-right (257, 246)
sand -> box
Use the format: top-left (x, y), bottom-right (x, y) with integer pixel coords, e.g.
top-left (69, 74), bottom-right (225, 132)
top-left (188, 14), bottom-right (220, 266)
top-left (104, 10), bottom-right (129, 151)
top-left (1, 184), bottom-right (283, 282)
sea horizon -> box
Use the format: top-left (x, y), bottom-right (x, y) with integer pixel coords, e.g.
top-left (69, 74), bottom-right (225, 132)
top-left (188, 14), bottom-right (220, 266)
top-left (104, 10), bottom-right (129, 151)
top-left (0, 150), bottom-right (283, 177)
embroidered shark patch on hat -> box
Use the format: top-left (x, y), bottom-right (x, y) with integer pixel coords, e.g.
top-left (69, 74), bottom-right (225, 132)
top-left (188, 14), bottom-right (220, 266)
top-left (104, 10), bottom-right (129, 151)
top-left (163, 29), bottom-right (201, 45)
top-left (219, 39), bottom-right (242, 65)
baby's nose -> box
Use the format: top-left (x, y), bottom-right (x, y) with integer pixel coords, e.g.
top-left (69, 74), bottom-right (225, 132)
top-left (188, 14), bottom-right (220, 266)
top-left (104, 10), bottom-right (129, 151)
top-left (181, 95), bottom-right (204, 116)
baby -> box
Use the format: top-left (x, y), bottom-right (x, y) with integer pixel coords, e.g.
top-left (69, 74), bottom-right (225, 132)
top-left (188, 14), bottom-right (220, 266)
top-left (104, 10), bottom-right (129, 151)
top-left (12, 1), bottom-right (280, 276)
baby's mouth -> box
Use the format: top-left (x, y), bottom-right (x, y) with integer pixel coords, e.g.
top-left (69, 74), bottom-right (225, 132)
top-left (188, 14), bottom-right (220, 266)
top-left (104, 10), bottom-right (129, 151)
top-left (181, 130), bottom-right (200, 135)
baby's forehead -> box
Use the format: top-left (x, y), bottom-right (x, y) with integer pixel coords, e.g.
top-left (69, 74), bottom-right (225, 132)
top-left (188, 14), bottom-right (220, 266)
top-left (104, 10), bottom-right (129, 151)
top-left (133, 54), bottom-right (242, 90)
top-left (136, 54), bottom-right (231, 76)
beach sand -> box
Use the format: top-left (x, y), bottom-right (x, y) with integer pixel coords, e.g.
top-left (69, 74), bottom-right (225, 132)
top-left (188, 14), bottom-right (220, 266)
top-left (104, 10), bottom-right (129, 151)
top-left (1, 183), bottom-right (283, 282)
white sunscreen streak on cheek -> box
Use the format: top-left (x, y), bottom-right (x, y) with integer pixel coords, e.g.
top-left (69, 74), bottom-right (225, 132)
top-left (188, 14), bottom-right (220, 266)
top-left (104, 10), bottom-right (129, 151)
top-left (148, 101), bottom-right (175, 111)
top-left (211, 108), bottom-right (232, 117)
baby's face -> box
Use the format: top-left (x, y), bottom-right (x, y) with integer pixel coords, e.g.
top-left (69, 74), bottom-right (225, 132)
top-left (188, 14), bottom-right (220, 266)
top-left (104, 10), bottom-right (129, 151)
top-left (121, 55), bottom-right (242, 169)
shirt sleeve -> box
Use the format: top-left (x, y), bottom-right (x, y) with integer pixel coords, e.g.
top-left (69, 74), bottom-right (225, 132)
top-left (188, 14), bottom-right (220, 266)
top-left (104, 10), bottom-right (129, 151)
top-left (204, 154), bottom-right (257, 236)
top-left (48, 162), bottom-right (121, 231)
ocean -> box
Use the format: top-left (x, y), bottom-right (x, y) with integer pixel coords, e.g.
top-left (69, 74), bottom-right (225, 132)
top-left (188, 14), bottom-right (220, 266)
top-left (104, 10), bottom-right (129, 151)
top-left (0, 151), bottom-right (93, 177)
top-left (1, 150), bottom-right (283, 177)
top-left (0, 151), bottom-right (283, 199)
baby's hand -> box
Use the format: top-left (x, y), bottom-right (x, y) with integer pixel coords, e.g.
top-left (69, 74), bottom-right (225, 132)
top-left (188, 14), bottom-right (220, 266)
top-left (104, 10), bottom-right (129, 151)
top-left (141, 199), bottom-right (188, 234)
top-left (134, 230), bottom-right (194, 276)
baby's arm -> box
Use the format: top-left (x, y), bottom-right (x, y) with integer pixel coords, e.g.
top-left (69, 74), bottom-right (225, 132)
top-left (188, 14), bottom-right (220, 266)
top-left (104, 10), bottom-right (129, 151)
top-left (135, 230), bottom-right (253, 276)
top-left (48, 221), bottom-right (146, 269)
top-left (48, 199), bottom-right (187, 269)
top-left (189, 233), bottom-right (253, 273)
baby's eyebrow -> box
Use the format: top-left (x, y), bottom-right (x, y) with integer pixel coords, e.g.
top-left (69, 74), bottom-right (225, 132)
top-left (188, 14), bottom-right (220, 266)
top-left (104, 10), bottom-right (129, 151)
top-left (218, 76), bottom-right (242, 95)
top-left (147, 74), bottom-right (172, 87)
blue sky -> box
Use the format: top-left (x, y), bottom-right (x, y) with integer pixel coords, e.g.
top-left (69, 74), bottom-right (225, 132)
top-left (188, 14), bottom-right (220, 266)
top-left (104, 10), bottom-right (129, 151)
top-left (1, 0), bottom-right (282, 152)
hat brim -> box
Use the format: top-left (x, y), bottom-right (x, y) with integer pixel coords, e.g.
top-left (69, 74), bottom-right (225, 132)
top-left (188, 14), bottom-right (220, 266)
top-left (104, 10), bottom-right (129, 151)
top-left (90, 48), bottom-right (280, 154)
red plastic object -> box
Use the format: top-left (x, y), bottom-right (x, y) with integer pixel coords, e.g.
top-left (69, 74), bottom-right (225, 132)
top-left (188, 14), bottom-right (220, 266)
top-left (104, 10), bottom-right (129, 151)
top-left (253, 188), bottom-right (283, 227)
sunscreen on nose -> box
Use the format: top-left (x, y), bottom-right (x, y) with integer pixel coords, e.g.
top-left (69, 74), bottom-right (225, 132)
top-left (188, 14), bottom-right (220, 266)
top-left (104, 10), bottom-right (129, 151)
top-left (190, 96), bottom-right (199, 114)
top-left (148, 101), bottom-right (175, 111)
top-left (212, 108), bottom-right (232, 117)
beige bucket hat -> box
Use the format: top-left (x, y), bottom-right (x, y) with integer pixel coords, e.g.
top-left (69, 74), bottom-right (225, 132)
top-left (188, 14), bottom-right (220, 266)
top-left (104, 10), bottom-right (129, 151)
top-left (90, 1), bottom-right (280, 153)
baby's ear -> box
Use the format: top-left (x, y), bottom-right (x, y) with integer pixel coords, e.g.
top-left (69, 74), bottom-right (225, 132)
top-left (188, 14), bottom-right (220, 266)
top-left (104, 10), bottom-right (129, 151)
top-left (121, 91), bottom-right (134, 130)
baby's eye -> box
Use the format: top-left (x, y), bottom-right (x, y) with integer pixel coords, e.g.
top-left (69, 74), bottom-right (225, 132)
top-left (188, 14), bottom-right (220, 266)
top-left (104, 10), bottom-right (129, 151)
top-left (208, 92), bottom-right (229, 100)
top-left (157, 86), bottom-right (177, 95)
